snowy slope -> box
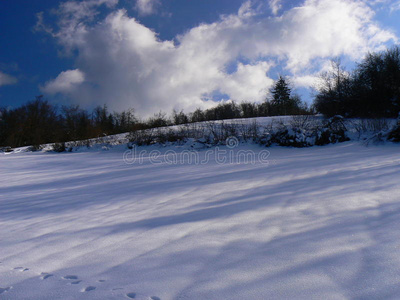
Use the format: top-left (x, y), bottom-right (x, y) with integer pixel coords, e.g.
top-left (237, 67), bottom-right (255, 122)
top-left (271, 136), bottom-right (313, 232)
top-left (1, 142), bottom-right (400, 299)
top-left (2, 115), bottom-right (325, 154)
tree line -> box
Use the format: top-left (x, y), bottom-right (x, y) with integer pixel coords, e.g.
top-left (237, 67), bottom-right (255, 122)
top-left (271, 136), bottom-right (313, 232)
top-left (0, 77), bottom-right (309, 148)
top-left (314, 46), bottom-right (400, 118)
top-left (0, 97), bottom-right (138, 148)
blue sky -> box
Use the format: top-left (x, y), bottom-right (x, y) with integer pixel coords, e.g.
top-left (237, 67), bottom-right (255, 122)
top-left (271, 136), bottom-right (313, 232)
top-left (0, 0), bottom-right (399, 116)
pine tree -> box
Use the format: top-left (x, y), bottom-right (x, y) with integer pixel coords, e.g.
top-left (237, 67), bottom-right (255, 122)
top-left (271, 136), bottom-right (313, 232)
top-left (270, 76), bottom-right (292, 115)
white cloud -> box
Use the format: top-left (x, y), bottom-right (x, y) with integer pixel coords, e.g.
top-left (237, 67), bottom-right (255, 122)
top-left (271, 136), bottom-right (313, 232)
top-left (38, 0), bottom-right (397, 116)
top-left (238, 0), bottom-right (257, 18)
top-left (135, 0), bottom-right (159, 16)
top-left (269, 0), bottom-right (282, 15)
top-left (35, 0), bottom-right (118, 53)
top-left (220, 62), bottom-right (274, 101)
top-left (42, 69), bottom-right (85, 94)
top-left (390, 1), bottom-right (400, 12)
top-left (291, 75), bottom-right (319, 88)
top-left (0, 71), bottom-right (17, 87)
top-left (254, 0), bottom-right (396, 72)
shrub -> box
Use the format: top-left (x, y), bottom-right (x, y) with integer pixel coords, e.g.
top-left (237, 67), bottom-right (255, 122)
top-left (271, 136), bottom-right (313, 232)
top-left (28, 144), bottom-right (43, 152)
top-left (272, 127), bottom-right (312, 147)
top-left (52, 142), bottom-right (66, 152)
top-left (0, 146), bottom-right (12, 152)
top-left (290, 115), bottom-right (316, 131)
top-left (388, 115), bottom-right (400, 142)
top-left (127, 129), bottom-right (155, 146)
top-left (315, 116), bottom-right (349, 146)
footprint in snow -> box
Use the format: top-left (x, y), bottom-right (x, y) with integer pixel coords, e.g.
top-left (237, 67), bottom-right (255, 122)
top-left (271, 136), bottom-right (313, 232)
top-left (82, 286), bottom-right (96, 292)
top-left (13, 267), bottom-right (29, 272)
top-left (126, 292), bottom-right (136, 298)
top-left (0, 287), bottom-right (12, 294)
top-left (62, 275), bottom-right (79, 280)
top-left (150, 297), bottom-right (161, 300)
top-left (70, 280), bottom-right (82, 285)
top-left (40, 272), bottom-right (53, 280)
top-left (98, 279), bottom-right (106, 282)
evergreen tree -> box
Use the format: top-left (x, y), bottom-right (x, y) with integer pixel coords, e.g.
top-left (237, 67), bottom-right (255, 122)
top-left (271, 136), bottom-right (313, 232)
top-left (269, 76), bottom-right (298, 115)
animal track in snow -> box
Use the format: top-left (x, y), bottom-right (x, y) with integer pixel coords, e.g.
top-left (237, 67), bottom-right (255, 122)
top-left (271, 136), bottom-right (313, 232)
top-left (98, 279), bottom-right (106, 282)
top-left (126, 292), bottom-right (136, 298)
top-left (150, 297), bottom-right (161, 300)
top-left (13, 267), bottom-right (29, 272)
top-left (70, 280), bottom-right (82, 285)
top-left (0, 286), bottom-right (12, 294)
top-left (62, 275), bottom-right (78, 280)
top-left (40, 272), bottom-right (53, 280)
top-left (82, 286), bottom-right (96, 292)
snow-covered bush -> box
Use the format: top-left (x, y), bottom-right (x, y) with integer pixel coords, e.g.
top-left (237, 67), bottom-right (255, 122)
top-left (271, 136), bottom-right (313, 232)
top-left (127, 129), bottom-right (156, 146)
top-left (256, 116), bottom-right (350, 148)
top-left (237, 120), bottom-right (260, 142)
top-left (28, 144), bottom-right (44, 152)
top-left (153, 128), bottom-right (187, 144)
top-left (127, 124), bottom-right (207, 146)
top-left (206, 122), bottom-right (236, 144)
top-left (315, 115), bottom-right (349, 146)
top-left (351, 118), bottom-right (390, 139)
top-left (52, 142), bottom-right (66, 152)
top-left (271, 126), bottom-right (313, 148)
top-left (388, 115), bottom-right (400, 142)
top-left (0, 146), bottom-right (12, 152)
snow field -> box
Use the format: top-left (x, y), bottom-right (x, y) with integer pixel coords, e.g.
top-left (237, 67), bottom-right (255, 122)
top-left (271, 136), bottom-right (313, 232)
top-left (1, 142), bottom-right (400, 299)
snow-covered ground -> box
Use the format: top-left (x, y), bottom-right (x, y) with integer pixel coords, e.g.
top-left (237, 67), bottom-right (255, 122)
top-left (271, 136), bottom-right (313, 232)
top-left (1, 142), bottom-right (400, 299)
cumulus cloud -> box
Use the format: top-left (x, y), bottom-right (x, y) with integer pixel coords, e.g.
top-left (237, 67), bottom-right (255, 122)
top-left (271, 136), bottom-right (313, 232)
top-left (0, 71), bottom-right (17, 87)
top-left (135, 0), bottom-right (159, 16)
top-left (42, 69), bottom-right (85, 94)
top-left (38, 0), bottom-right (397, 116)
top-left (220, 62), bottom-right (274, 101)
